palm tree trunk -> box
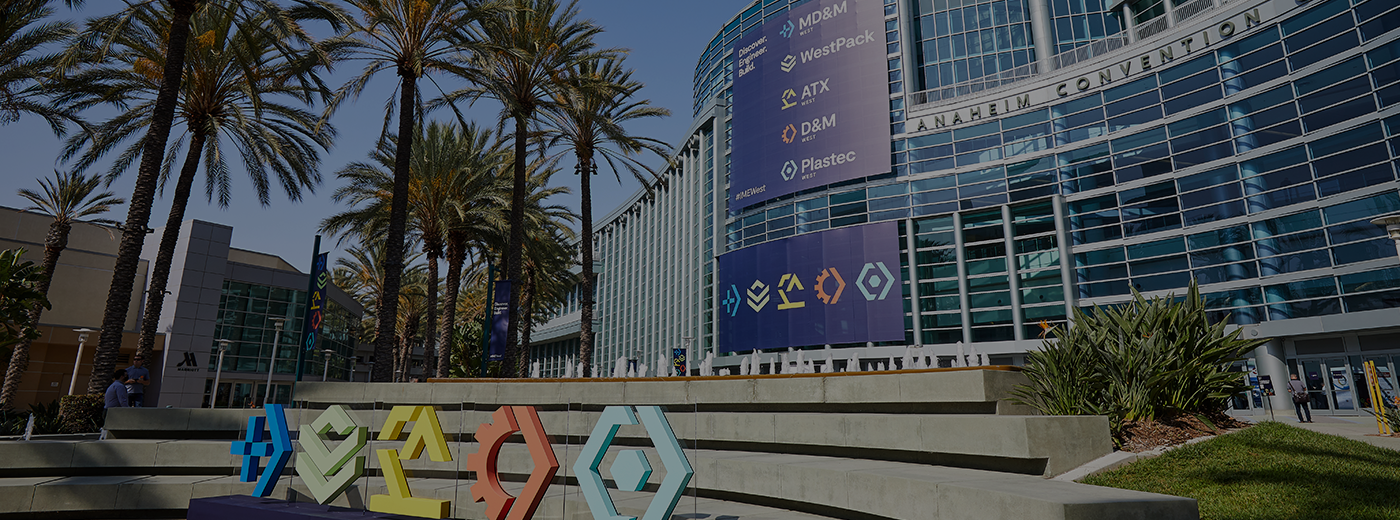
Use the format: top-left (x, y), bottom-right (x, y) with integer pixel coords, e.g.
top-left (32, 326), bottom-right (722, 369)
top-left (1, 220), bottom-right (69, 409)
top-left (518, 263), bottom-right (535, 378)
top-left (577, 152), bottom-right (596, 377)
top-left (423, 247), bottom-right (439, 380)
top-left (135, 131), bottom-right (207, 365)
top-left (437, 231), bottom-right (464, 378)
top-left (371, 72), bottom-right (417, 382)
top-left (504, 114), bottom-right (528, 377)
top-left (88, 0), bottom-right (199, 395)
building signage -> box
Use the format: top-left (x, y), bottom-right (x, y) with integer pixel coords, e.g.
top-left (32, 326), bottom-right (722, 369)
top-left (729, 0), bottom-right (890, 209)
top-left (227, 403), bottom-right (692, 520)
top-left (716, 221), bottom-right (905, 353)
top-left (905, 2), bottom-right (1277, 132)
top-left (301, 252), bottom-right (329, 354)
top-left (489, 280), bottom-right (511, 362)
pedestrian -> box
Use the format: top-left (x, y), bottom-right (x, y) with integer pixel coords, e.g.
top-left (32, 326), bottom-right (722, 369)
top-left (105, 369), bottom-right (129, 409)
top-left (1288, 373), bottom-right (1312, 423)
top-left (124, 355), bottom-right (151, 407)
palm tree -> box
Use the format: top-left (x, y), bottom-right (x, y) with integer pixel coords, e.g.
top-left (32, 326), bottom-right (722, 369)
top-left (332, 239), bottom-right (421, 373)
top-left (0, 0), bottom-right (80, 134)
top-left (0, 172), bottom-right (122, 409)
top-left (0, 249), bottom-right (49, 351)
top-left (448, 0), bottom-right (613, 376)
top-left (62, 3), bottom-right (335, 366)
top-left (65, 0), bottom-right (321, 394)
top-left (318, 0), bottom-right (497, 382)
top-left (542, 57), bottom-right (670, 376)
top-left (392, 263), bottom-right (428, 381)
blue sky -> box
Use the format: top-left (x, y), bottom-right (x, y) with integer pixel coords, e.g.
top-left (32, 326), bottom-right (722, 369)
top-left (0, 0), bottom-right (750, 272)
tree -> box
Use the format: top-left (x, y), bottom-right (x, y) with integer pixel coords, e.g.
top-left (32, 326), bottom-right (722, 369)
top-left (61, 2), bottom-right (334, 366)
top-left (1, 172), bottom-right (122, 409)
top-left (331, 238), bottom-right (421, 374)
top-left (542, 57), bottom-right (669, 376)
top-left (319, 0), bottom-right (496, 382)
top-left (448, 0), bottom-right (613, 376)
top-left (0, 0), bottom-right (80, 134)
top-left (67, 0), bottom-right (321, 394)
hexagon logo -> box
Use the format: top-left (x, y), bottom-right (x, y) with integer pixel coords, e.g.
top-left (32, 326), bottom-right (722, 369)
top-left (575, 406), bottom-right (693, 520)
top-left (780, 160), bottom-right (799, 181)
top-left (856, 261), bottom-right (896, 301)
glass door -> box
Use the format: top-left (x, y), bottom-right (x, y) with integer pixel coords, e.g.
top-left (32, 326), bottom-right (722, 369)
top-left (1294, 357), bottom-right (1359, 415)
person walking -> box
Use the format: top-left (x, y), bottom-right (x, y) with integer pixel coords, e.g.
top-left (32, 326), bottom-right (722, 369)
top-left (123, 355), bottom-right (151, 407)
top-left (1288, 373), bottom-right (1313, 423)
top-left (104, 369), bottom-right (129, 410)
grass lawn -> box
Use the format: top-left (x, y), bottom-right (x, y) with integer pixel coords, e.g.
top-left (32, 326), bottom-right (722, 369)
top-left (1083, 421), bottom-right (1400, 520)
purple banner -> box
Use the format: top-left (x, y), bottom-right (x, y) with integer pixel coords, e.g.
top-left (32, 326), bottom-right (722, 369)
top-left (717, 222), bottom-right (905, 353)
top-left (488, 280), bottom-right (511, 362)
top-left (300, 252), bottom-right (329, 353)
top-left (729, 0), bottom-right (890, 210)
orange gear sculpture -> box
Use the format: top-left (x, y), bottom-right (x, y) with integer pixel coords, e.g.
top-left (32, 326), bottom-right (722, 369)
top-left (466, 406), bottom-right (560, 520)
top-left (815, 267), bottom-right (845, 304)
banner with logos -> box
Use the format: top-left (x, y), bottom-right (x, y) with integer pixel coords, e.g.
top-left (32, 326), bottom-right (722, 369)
top-left (301, 252), bottom-right (329, 353)
top-left (716, 221), bottom-right (905, 352)
top-left (488, 280), bottom-right (512, 362)
top-left (729, 0), bottom-right (890, 210)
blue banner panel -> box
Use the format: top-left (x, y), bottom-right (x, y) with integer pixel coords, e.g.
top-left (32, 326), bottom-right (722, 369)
top-left (717, 221), bottom-right (905, 353)
top-left (301, 252), bottom-right (329, 353)
top-left (729, 0), bottom-right (891, 210)
top-left (488, 280), bottom-right (512, 362)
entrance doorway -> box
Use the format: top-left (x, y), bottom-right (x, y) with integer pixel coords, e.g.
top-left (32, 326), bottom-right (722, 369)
top-left (1288, 356), bottom-right (1400, 416)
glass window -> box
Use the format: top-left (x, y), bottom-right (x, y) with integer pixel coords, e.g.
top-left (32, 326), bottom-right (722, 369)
top-left (1322, 192), bottom-right (1400, 225)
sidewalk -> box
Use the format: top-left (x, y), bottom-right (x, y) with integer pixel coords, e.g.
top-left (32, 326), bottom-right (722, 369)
top-left (1244, 413), bottom-right (1400, 452)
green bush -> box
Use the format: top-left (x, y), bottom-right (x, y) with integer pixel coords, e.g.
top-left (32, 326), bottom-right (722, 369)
top-left (1012, 283), bottom-right (1264, 440)
top-left (0, 400), bottom-right (64, 435)
top-left (58, 394), bottom-right (104, 434)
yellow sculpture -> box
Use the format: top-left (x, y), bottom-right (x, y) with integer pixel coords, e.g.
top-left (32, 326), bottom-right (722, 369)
top-left (369, 406), bottom-right (453, 518)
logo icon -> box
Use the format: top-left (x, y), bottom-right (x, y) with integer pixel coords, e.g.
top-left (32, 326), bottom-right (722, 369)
top-left (777, 274), bottom-right (806, 310)
top-left (781, 88), bottom-right (797, 110)
top-left (575, 406), bottom-right (694, 520)
top-left (781, 160), bottom-right (798, 181)
top-left (231, 404), bottom-right (293, 498)
top-left (781, 124), bottom-right (797, 144)
top-left (779, 20), bottom-right (794, 38)
top-left (857, 262), bottom-right (897, 301)
top-left (780, 55), bottom-right (797, 72)
top-left (815, 267), bottom-right (846, 304)
top-left (176, 352), bottom-right (198, 367)
top-left (296, 405), bottom-right (367, 504)
top-left (467, 406), bottom-right (558, 520)
top-left (371, 406), bottom-right (454, 518)
top-left (722, 284), bottom-right (742, 317)
top-left (747, 280), bottom-right (770, 312)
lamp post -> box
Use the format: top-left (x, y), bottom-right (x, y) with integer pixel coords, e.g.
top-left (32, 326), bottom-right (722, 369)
top-left (322, 349), bottom-right (335, 382)
top-left (681, 335), bottom-right (694, 377)
top-left (1372, 216), bottom-right (1400, 254)
top-left (68, 328), bottom-right (95, 395)
top-left (264, 318), bottom-right (286, 405)
top-left (210, 339), bottom-right (230, 408)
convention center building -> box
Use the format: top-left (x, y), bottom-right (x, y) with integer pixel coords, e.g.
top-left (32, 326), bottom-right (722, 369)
top-left (527, 0), bottom-right (1400, 416)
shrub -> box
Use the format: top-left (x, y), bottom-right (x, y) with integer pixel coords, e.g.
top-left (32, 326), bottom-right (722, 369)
top-left (58, 394), bottom-right (104, 434)
top-left (1011, 283), bottom-right (1264, 442)
top-left (0, 400), bottom-right (64, 435)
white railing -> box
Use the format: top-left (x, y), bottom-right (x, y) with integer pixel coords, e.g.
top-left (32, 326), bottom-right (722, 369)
top-left (1051, 34), bottom-right (1131, 70)
top-left (906, 62), bottom-right (1040, 107)
top-left (1136, 15), bottom-right (1171, 40)
top-left (1173, 0), bottom-right (1216, 24)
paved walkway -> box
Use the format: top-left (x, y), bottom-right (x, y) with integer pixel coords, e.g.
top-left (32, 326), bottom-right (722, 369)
top-left (1244, 413), bottom-right (1400, 452)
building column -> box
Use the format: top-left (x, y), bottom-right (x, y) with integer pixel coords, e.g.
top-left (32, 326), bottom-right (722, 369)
top-left (1027, 0), bottom-right (1057, 71)
top-left (1254, 338), bottom-right (1293, 415)
top-left (1001, 205), bottom-right (1025, 341)
top-left (906, 219), bottom-right (923, 346)
top-left (1052, 195), bottom-right (1078, 322)
top-left (953, 212), bottom-right (973, 343)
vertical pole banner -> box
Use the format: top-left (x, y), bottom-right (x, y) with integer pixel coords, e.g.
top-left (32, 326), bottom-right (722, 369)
top-left (673, 348), bottom-right (686, 376)
top-left (488, 280), bottom-right (512, 362)
top-left (300, 253), bottom-right (330, 366)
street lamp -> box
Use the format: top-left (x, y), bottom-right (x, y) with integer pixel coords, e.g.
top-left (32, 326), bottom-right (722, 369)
top-left (68, 328), bottom-right (95, 395)
top-left (264, 318), bottom-right (286, 405)
top-left (681, 335), bottom-right (695, 377)
top-left (210, 339), bottom-right (230, 408)
top-left (322, 349), bottom-right (335, 382)
top-left (1372, 216), bottom-right (1400, 250)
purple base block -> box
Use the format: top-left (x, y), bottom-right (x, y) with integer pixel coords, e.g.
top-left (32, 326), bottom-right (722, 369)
top-left (188, 495), bottom-right (427, 520)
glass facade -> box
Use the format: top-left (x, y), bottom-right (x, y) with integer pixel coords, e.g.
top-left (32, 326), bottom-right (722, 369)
top-left (914, 0), bottom-right (1038, 89)
top-left (205, 280), bottom-right (357, 407)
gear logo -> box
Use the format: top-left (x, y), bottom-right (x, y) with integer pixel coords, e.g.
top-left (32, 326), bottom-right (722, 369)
top-left (781, 88), bottom-right (797, 110)
top-left (467, 406), bottom-right (558, 520)
top-left (780, 55), bottom-right (797, 72)
top-left (781, 124), bottom-right (797, 144)
top-left (857, 262), bottom-right (896, 301)
top-left (575, 406), bottom-right (694, 520)
top-left (780, 160), bottom-right (798, 181)
top-left (722, 284), bottom-right (742, 317)
top-left (815, 267), bottom-right (846, 304)
top-left (747, 280), bottom-right (770, 311)
top-left (779, 20), bottom-right (794, 38)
